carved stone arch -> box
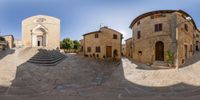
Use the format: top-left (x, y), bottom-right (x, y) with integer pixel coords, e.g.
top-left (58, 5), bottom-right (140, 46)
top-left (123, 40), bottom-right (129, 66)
top-left (32, 24), bottom-right (48, 34)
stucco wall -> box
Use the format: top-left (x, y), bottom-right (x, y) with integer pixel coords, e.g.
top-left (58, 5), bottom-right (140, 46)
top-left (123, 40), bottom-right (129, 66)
top-left (22, 15), bottom-right (60, 49)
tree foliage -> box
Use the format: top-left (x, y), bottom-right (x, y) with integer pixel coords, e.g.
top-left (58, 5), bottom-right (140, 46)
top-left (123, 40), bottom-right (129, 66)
top-left (0, 37), bottom-right (5, 41)
top-left (73, 40), bottom-right (80, 50)
top-left (60, 38), bottom-right (80, 50)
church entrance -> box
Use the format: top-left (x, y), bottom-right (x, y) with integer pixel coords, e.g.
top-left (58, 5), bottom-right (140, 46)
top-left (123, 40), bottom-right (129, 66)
top-left (37, 36), bottom-right (43, 47)
top-left (155, 41), bottom-right (164, 61)
top-left (31, 25), bottom-right (47, 47)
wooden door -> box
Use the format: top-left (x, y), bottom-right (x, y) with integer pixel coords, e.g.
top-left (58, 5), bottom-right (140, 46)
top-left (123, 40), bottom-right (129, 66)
top-left (106, 46), bottom-right (112, 57)
top-left (155, 41), bottom-right (164, 61)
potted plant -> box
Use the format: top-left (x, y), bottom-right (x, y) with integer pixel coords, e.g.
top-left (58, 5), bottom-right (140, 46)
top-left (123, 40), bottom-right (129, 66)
top-left (166, 50), bottom-right (174, 67)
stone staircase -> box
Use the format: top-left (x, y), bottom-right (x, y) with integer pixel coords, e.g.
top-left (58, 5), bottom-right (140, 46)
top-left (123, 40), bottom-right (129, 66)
top-left (28, 49), bottom-right (66, 66)
top-left (151, 61), bottom-right (169, 69)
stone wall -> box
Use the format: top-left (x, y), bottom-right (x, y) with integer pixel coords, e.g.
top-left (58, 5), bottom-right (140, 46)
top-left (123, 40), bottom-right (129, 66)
top-left (176, 12), bottom-right (196, 66)
top-left (83, 27), bottom-right (122, 60)
top-left (131, 13), bottom-right (174, 64)
top-left (122, 44), bottom-right (126, 56)
top-left (125, 38), bottom-right (133, 58)
top-left (130, 10), bottom-right (198, 67)
top-left (3, 35), bottom-right (14, 48)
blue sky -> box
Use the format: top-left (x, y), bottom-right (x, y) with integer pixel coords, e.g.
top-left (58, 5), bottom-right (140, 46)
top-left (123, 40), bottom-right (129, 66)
top-left (0, 0), bottom-right (199, 42)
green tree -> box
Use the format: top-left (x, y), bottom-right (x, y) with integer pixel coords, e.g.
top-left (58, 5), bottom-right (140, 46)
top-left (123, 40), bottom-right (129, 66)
top-left (73, 40), bottom-right (80, 50)
top-left (0, 37), bottom-right (5, 41)
top-left (60, 38), bottom-right (74, 50)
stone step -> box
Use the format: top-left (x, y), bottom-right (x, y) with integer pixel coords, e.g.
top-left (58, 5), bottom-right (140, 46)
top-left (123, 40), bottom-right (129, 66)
top-left (30, 55), bottom-right (65, 61)
top-left (28, 56), bottom-right (65, 64)
top-left (28, 49), bottom-right (66, 66)
top-left (151, 61), bottom-right (169, 69)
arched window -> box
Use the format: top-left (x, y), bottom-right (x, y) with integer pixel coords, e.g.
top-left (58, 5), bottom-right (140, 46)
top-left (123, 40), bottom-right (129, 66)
top-left (137, 31), bottom-right (141, 39)
top-left (185, 24), bottom-right (188, 32)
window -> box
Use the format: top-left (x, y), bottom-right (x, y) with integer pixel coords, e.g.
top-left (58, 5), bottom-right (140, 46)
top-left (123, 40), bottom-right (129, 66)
top-left (138, 51), bottom-right (142, 55)
top-left (137, 21), bottom-right (140, 26)
top-left (196, 34), bottom-right (199, 38)
top-left (151, 14), bottom-right (166, 19)
top-left (151, 15), bottom-right (154, 19)
top-left (96, 47), bottom-right (100, 53)
top-left (137, 31), bottom-right (141, 39)
top-left (185, 24), bottom-right (188, 32)
top-left (87, 47), bottom-right (91, 52)
top-left (113, 34), bottom-right (118, 39)
top-left (155, 23), bottom-right (163, 32)
top-left (95, 34), bottom-right (99, 38)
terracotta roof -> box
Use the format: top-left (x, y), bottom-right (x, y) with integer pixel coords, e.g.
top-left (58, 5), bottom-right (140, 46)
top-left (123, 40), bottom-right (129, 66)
top-left (125, 37), bottom-right (132, 41)
top-left (83, 27), bottom-right (122, 36)
top-left (129, 10), bottom-right (199, 32)
top-left (2, 35), bottom-right (14, 39)
top-left (82, 31), bottom-right (100, 36)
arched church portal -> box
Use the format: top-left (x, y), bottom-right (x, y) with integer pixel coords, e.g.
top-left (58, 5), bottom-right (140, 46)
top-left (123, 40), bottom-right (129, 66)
top-left (31, 25), bottom-right (48, 47)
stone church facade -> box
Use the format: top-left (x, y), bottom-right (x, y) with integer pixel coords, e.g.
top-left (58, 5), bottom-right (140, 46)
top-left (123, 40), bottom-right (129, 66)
top-left (22, 15), bottom-right (60, 49)
top-left (129, 10), bottom-right (200, 68)
top-left (82, 27), bottom-right (123, 60)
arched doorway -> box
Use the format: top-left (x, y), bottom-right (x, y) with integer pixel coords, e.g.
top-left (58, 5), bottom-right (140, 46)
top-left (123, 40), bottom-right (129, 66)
top-left (31, 25), bottom-right (48, 47)
top-left (155, 41), bottom-right (164, 61)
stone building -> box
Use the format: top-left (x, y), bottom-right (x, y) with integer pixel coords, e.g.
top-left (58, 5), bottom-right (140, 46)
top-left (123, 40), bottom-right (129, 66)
top-left (22, 15), bottom-right (60, 49)
top-left (125, 38), bottom-right (133, 58)
top-left (129, 10), bottom-right (200, 68)
top-left (3, 35), bottom-right (14, 48)
top-left (0, 36), bottom-right (7, 50)
top-left (14, 39), bottom-right (23, 48)
top-left (194, 29), bottom-right (200, 51)
top-left (78, 39), bottom-right (84, 54)
top-left (122, 44), bottom-right (126, 56)
top-left (82, 27), bottom-right (123, 60)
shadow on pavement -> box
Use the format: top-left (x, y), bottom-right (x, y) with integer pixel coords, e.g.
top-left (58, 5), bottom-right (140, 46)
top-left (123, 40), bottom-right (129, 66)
top-left (0, 49), bottom-right (15, 60)
top-left (0, 53), bottom-right (200, 100)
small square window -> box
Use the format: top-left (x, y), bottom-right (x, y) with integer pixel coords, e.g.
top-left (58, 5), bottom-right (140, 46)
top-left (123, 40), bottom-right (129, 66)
top-left (137, 21), bottom-right (140, 26)
top-left (138, 51), bottom-right (142, 55)
top-left (96, 47), bottom-right (100, 53)
top-left (151, 15), bottom-right (154, 19)
top-left (95, 34), bottom-right (99, 38)
top-left (87, 47), bottom-right (91, 52)
top-left (113, 34), bottom-right (118, 39)
top-left (155, 23), bottom-right (163, 32)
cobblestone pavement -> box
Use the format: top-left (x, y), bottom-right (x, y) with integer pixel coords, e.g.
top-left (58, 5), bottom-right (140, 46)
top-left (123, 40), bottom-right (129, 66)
top-left (1, 48), bottom-right (200, 100)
